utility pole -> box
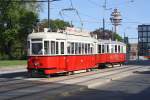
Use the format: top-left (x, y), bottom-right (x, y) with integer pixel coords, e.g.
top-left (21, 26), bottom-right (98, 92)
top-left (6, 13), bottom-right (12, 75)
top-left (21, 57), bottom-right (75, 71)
top-left (47, 0), bottom-right (61, 31)
top-left (103, 18), bottom-right (105, 39)
top-left (48, 0), bottom-right (50, 31)
top-left (102, 0), bottom-right (107, 38)
top-left (102, 0), bottom-right (111, 39)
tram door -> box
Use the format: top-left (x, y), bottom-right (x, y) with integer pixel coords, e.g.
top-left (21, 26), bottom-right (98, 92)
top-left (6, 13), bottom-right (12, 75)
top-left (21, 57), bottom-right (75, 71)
top-left (58, 40), bottom-right (66, 70)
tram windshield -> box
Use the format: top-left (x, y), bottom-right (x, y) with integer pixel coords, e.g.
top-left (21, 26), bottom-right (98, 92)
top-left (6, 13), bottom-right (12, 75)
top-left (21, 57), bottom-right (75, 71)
top-left (32, 43), bottom-right (43, 55)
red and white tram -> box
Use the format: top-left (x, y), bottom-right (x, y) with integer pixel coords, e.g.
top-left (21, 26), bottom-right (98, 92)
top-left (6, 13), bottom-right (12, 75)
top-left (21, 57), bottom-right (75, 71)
top-left (27, 28), bottom-right (126, 76)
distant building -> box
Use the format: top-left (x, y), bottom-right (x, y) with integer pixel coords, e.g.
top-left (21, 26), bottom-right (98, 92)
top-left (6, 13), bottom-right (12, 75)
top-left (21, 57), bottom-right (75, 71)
top-left (138, 25), bottom-right (150, 58)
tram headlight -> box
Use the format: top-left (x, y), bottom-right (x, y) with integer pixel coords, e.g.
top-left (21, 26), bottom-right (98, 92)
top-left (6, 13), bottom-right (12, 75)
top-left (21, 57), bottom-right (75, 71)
top-left (34, 62), bottom-right (40, 66)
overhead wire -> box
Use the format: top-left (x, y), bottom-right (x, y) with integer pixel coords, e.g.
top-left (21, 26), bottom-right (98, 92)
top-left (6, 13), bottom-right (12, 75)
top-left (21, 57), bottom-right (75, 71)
top-left (87, 0), bottom-right (103, 8)
top-left (58, 0), bottom-right (84, 29)
top-left (11, 0), bottom-right (140, 27)
top-left (9, 0), bottom-right (61, 3)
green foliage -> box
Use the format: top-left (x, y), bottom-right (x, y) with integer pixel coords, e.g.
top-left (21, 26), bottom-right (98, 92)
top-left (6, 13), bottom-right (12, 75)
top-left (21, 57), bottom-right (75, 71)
top-left (114, 33), bottom-right (123, 42)
top-left (0, 0), bottom-right (39, 60)
top-left (92, 28), bottom-right (123, 42)
top-left (39, 19), bottom-right (72, 32)
top-left (0, 60), bottom-right (26, 67)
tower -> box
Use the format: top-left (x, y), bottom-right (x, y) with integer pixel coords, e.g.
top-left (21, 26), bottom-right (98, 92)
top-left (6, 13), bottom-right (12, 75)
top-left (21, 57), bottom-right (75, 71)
top-left (110, 9), bottom-right (122, 40)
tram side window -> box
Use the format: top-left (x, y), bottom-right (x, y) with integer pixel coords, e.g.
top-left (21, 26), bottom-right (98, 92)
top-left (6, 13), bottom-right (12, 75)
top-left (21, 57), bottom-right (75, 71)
top-left (56, 42), bottom-right (59, 54)
top-left (85, 43), bottom-right (88, 54)
top-left (115, 45), bottom-right (117, 53)
top-left (79, 43), bottom-right (81, 54)
top-left (88, 44), bottom-right (90, 54)
top-left (111, 45), bottom-right (114, 53)
top-left (82, 43), bottom-right (85, 54)
top-left (102, 45), bottom-right (105, 53)
top-left (75, 43), bottom-right (78, 54)
top-left (91, 47), bottom-right (93, 54)
top-left (32, 43), bottom-right (42, 55)
top-left (61, 42), bottom-right (64, 54)
top-left (118, 45), bottom-right (120, 53)
top-left (123, 46), bottom-right (126, 53)
top-left (71, 42), bottom-right (75, 54)
top-left (104, 45), bottom-right (106, 53)
top-left (123, 46), bottom-right (124, 53)
top-left (51, 41), bottom-right (55, 54)
top-left (98, 45), bottom-right (101, 53)
top-left (67, 42), bottom-right (71, 54)
top-left (107, 45), bottom-right (109, 53)
top-left (91, 44), bottom-right (94, 54)
top-left (121, 46), bottom-right (123, 53)
top-left (44, 41), bottom-right (49, 54)
top-left (90, 44), bottom-right (93, 54)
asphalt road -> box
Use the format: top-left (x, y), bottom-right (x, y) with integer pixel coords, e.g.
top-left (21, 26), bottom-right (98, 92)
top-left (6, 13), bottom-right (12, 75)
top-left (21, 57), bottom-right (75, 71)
top-left (0, 60), bottom-right (150, 100)
top-left (60, 70), bottom-right (150, 100)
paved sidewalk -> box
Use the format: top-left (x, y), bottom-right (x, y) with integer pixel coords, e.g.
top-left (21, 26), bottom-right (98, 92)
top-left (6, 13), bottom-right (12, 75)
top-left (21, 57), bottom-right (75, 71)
top-left (0, 65), bottom-right (27, 74)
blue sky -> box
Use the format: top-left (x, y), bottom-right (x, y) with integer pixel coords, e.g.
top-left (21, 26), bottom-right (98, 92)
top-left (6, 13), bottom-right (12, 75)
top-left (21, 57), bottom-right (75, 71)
top-left (39, 0), bottom-right (150, 43)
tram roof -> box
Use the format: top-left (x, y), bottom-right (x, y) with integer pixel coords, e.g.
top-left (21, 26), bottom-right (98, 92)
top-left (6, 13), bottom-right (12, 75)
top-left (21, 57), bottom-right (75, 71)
top-left (28, 32), bottom-right (125, 45)
top-left (27, 32), bottom-right (97, 42)
top-left (98, 39), bottom-right (126, 45)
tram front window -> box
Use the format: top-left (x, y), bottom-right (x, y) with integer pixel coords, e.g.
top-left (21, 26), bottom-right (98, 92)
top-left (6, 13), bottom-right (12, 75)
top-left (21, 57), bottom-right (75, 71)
top-left (32, 43), bottom-right (43, 55)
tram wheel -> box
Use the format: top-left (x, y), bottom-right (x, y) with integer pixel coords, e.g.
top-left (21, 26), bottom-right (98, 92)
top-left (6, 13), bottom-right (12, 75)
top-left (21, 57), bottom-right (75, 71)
top-left (120, 63), bottom-right (123, 67)
top-left (28, 70), bottom-right (35, 78)
top-left (86, 69), bottom-right (91, 72)
top-left (66, 71), bottom-right (74, 76)
top-left (111, 64), bottom-right (114, 68)
top-left (45, 74), bottom-right (51, 78)
top-left (27, 72), bottom-right (33, 78)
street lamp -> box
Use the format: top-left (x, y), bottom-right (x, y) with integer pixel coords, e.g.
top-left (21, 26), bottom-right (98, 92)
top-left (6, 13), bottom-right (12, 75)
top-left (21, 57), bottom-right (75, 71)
top-left (110, 8), bottom-right (122, 40)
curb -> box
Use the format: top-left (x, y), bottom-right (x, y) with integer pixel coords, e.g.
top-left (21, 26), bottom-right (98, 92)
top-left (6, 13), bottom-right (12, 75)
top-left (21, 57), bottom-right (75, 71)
top-left (0, 69), bottom-right (26, 75)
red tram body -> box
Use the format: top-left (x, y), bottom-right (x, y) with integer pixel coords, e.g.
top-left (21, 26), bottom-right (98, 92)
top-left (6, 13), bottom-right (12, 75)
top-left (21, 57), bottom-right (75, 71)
top-left (27, 28), bottom-right (126, 76)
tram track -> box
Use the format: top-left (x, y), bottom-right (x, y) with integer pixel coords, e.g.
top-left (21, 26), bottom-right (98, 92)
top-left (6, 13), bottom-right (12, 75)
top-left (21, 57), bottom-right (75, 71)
top-left (0, 65), bottom-right (143, 93)
top-left (0, 78), bottom-right (22, 83)
top-left (0, 65), bottom-right (134, 88)
top-left (0, 81), bottom-right (50, 94)
top-left (1, 65), bottom-right (149, 100)
top-left (57, 65), bottom-right (146, 84)
top-left (0, 67), bottom-right (127, 94)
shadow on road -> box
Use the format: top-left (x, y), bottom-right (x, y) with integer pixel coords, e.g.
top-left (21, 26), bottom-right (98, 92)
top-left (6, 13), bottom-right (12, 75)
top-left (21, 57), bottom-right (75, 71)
top-left (0, 71), bottom-right (28, 78)
top-left (60, 87), bottom-right (150, 100)
top-left (125, 60), bottom-right (150, 66)
top-left (133, 70), bottom-right (150, 74)
top-left (0, 71), bottom-right (81, 78)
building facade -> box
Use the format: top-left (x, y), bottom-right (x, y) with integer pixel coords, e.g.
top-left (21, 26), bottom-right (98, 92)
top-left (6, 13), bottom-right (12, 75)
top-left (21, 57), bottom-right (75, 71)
top-left (138, 25), bottom-right (150, 58)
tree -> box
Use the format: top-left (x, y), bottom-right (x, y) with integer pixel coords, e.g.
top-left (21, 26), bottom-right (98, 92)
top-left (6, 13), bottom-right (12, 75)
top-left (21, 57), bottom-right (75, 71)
top-left (0, 0), bottom-right (39, 59)
top-left (91, 28), bottom-right (123, 42)
top-left (36, 19), bottom-right (72, 32)
top-left (19, 11), bottom-right (38, 59)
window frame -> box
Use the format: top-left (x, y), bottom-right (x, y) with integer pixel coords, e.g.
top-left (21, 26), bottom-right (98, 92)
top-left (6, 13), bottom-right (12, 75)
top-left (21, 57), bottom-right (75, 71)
top-left (44, 41), bottom-right (50, 55)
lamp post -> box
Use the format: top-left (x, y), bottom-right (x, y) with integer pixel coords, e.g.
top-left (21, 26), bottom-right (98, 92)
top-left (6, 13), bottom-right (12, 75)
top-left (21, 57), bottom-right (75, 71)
top-left (110, 8), bottom-right (122, 40)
